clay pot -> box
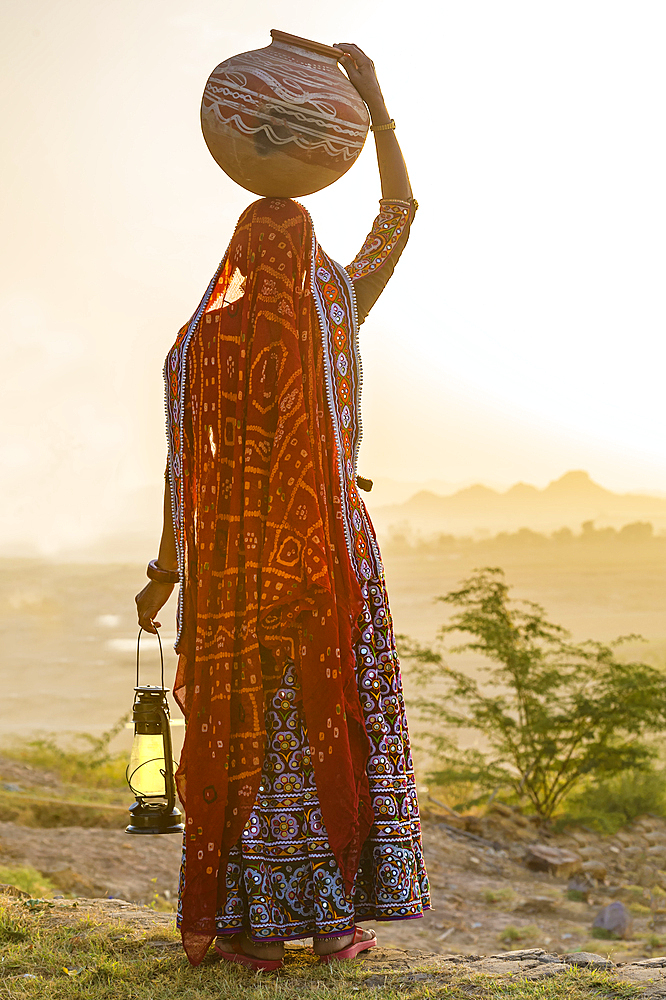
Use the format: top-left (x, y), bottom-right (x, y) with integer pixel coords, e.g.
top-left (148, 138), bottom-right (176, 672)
top-left (201, 29), bottom-right (370, 198)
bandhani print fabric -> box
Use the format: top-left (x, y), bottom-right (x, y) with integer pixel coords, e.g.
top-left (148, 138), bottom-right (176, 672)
top-left (177, 571), bottom-right (429, 940)
top-left (167, 197), bottom-right (429, 958)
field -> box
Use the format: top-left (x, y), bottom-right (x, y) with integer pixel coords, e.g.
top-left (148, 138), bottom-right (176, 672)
top-left (2, 531), bottom-right (666, 741)
top-left (2, 540), bottom-right (666, 992)
top-left (0, 894), bottom-right (655, 999)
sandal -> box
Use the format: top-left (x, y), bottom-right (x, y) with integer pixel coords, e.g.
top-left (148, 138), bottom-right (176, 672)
top-left (318, 926), bottom-right (377, 964)
top-left (214, 934), bottom-right (284, 971)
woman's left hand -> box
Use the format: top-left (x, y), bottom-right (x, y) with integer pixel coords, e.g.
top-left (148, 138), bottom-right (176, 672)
top-left (135, 580), bottom-right (174, 633)
top-left (333, 43), bottom-right (387, 118)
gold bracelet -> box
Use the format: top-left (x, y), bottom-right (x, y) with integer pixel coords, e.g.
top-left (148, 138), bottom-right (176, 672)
top-left (147, 559), bottom-right (180, 585)
top-left (370, 119), bottom-right (395, 133)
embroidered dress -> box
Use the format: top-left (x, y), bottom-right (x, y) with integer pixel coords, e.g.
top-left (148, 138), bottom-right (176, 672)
top-left (166, 197), bottom-right (428, 963)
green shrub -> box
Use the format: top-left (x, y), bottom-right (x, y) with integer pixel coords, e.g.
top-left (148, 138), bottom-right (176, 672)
top-left (2, 714), bottom-right (130, 789)
top-left (500, 924), bottom-right (539, 943)
top-left (591, 927), bottom-right (616, 940)
top-left (560, 768), bottom-right (666, 833)
top-left (0, 865), bottom-right (58, 898)
top-left (399, 568), bottom-right (666, 819)
top-left (484, 888), bottom-right (516, 904)
top-left (0, 909), bottom-right (29, 943)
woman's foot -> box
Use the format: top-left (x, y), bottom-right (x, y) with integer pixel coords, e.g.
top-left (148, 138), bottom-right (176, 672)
top-left (236, 931), bottom-right (285, 962)
top-left (314, 926), bottom-right (376, 961)
top-left (215, 932), bottom-right (284, 970)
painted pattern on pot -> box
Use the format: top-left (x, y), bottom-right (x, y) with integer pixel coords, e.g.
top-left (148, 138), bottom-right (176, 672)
top-left (201, 30), bottom-right (370, 198)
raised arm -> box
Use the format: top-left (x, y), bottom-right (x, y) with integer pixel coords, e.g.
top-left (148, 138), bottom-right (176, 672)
top-left (334, 42), bottom-right (412, 202)
top-left (334, 43), bottom-right (417, 324)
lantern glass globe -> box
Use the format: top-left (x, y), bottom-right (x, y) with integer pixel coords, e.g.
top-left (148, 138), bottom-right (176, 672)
top-left (128, 734), bottom-right (168, 798)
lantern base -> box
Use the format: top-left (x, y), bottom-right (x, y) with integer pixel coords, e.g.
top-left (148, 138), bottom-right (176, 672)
top-left (126, 802), bottom-right (184, 836)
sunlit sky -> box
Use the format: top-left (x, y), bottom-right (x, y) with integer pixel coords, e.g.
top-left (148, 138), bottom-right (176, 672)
top-left (2, 0), bottom-right (666, 555)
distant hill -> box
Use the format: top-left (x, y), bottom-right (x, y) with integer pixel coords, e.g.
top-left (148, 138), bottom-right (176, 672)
top-left (367, 470), bottom-right (666, 538)
top-left (32, 470), bottom-right (666, 561)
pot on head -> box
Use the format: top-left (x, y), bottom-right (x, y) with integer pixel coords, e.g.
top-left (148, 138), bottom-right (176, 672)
top-left (201, 29), bottom-right (370, 198)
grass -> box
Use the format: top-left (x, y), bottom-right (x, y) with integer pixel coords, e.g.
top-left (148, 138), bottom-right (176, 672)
top-left (591, 927), bottom-right (617, 940)
top-left (556, 769), bottom-right (666, 834)
top-left (483, 888), bottom-right (516, 905)
top-left (1, 714), bottom-right (130, 791)
top-left (0, 899), bottom-right (645, 999)
top-left (566, 890), bottom-right (589, 903)
top-left (0, 718), bottom-right (135, 831)
top-left (0, 866), bottom-right (59, 898)
top-left (499, 924), bottom-right (540, 944)
top-left (0, 789), bottom-right (130, 829)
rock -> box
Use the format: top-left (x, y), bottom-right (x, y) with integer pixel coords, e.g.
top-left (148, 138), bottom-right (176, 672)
top-left (478, 959), bottom-right (536, 977)
top-left (630, 957), bottom-right (666, 968)
top-left (462, 815), bottom-right (483, 835)
top-left (647, 844), bottom-right (666, 857)
top-left (489, 803), bottom-right (530, 828)
top-left (491, 948), bottom-right (548, 961)
top-left (524, 844), bottom-right (582, 878)
top-left (633, 816), bottom-right (658, 831)
top-left (646, 832), bottom-right (666, 847)
top-left (581, 858), bottom-right (607, 881)
top-left (570, 831), bottom-right (590, 846)
top-left (578, 845), bottom-right (603, 860)
top-left (487, 815), bottom-right (534, 842)
top-left (530, 963), bottom-right (568, 978)
top-left (489, 802), bottom-right (514, 819)
top-left (564, 951), bottom-right (614, 970)
top-left (0, 883), bottom-right (30, 899)
top-left (636, 863), bottom-right (659, 888)
top-left (592, 901), bottom-right (633, 939)
top-left (567, 877), bottom-right (593, 902)
top-left (483, 958), bottom-right (567, 981)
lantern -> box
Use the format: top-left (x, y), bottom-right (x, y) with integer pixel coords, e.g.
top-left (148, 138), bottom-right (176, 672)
top-left (126, 627), bottom-right (184, 835)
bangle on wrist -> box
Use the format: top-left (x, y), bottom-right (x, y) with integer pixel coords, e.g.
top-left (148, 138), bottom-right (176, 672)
top-left (370, 119), bottom-right (395, 133)
top-left (147, 559), bottom-right (180, 585)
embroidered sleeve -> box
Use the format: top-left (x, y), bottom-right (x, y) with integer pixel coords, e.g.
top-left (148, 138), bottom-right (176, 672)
top-left (345, 198), bottom-right (417, 324)
top-left (346, 199), bottom-right (416, 280)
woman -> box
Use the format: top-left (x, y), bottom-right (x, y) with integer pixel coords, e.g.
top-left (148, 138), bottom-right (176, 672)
top-left (136, 43), bottom-right (429, 969)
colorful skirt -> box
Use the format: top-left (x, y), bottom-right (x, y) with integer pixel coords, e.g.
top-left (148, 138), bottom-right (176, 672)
top-left (177, 577), bottom-right (430, 941)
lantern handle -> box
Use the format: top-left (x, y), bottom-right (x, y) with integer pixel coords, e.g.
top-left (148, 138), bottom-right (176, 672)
top-left (136, 625), bottom-right (165, 690)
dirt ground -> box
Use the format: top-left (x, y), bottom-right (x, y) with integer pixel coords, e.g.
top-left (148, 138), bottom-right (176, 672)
top-left (4, 896), bottom-right (666, 996)
top-left (3, 556), bottom-right (666, 976)
top-left (3, 747), bottom-right (666, 967)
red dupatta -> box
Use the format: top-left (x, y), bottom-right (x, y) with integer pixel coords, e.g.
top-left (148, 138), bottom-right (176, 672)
top-left (165, 199), bottom-right (376, 965)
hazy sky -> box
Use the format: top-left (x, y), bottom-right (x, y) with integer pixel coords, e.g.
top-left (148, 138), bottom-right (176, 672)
top-left (3, 0), bottom-right (666, 555)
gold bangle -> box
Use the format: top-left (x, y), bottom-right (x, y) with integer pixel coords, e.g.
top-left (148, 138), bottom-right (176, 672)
top-left (147, 559), bottom-right (180, 585)
top-left (370, 119), bottom-right (395, 133)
